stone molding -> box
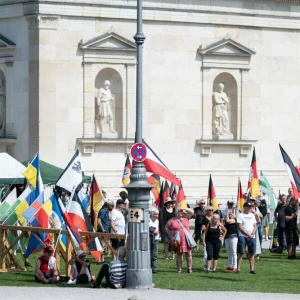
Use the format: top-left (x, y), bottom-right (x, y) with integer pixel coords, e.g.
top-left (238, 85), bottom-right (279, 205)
top-left (196, 139), bottom-right (257, 156)
top-left (26, 15), bottom-right (60, 30)
top-left (0, 34), bottom-right (16, 65)
top-left (198, 37), bottom-right (255, 70)
top-left (79, 29), bottom-right (136, 65)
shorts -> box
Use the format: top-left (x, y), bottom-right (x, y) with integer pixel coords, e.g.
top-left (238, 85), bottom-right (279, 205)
top-left (237, 236), bottom-right (256, 254)
top-left (261, 215), bottom-right (269, 227)
top-left (285, 228), bottom-right (299, 246)
top-left (111, 238), bottom-right (125, 249)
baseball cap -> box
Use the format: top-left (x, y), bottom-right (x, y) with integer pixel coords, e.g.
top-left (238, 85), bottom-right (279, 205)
top-left (106, 200), bottom-right (114, 207)
top-left (255, 199), bottom-right (261, 204)
top-left (227, 200), bottom-right (234, 205)
top-left (243, 202), bottom-right (252, 208)
top-left (44, 246), bottom-right (54, 254)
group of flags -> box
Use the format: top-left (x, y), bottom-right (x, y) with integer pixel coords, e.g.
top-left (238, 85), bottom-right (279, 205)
top-left (122, 140), bottom-right (187, 208)
top-left (0, 150), bottom-right (102, 261)
top-left (1, 141), bottom-right (300, 261)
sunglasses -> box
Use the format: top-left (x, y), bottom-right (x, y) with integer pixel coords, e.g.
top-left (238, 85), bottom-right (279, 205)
top-left (200, 203), bottom-right (205, 205)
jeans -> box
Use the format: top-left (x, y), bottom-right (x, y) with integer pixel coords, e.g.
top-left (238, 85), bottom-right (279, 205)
top-left (277, 226), bottom-right (286, 249)
top-left (257, 223), bottom-right (263, 246)
top-left (150, 239), bottom-right (158, 271)
top-left (225, 236), bottom-right (238, 269)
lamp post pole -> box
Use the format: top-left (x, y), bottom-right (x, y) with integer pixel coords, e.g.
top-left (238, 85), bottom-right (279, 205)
top-left (125, 0), bottom-right (153, 289)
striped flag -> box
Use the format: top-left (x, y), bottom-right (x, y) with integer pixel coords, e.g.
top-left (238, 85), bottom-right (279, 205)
top-left (248, 147), bottom-right (260, 199)
top-left (89, 175), bottom-right (104, 228)
top-left (122, 154), bottom-right (132, 186)
top-left (279, 144), bottom-right (300, 200)
top-left (208, 174), bottom-right (218, 211)
top-left (259, 171), bottom-right (276, 210)
top-left (0, 188), bottom-right (17, 219)
top-left (177, 184), bottom-right (187, 208)
top-left (237, 177), bottom-right (245, 211)
top-left (147, 173), bottom-right (161, 205)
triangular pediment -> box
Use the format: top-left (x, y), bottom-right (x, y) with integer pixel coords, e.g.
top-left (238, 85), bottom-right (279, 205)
top-left (0, 34), bottom-right (16, 48)
top-left (198, 38), bottom-right (255, 57)
top-left (80, 30), bottom-right (136, 52)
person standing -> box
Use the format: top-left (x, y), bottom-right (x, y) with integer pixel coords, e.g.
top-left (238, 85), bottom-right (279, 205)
top-left (97, 200), bottom-right (114, 264)
top-left (202, 214), bottom-right (227, 273)
top-left (224, 209), bottom-right (238, 271)
top-left (193, 199), bottom-right (206, 251)
top-left (284, 198), bottom-right (299, 259)
top-left (149, 208), bottom-right (159, 273)
top-left (165, 208), bottom-right (193, 273)
top-left (110, 199), bottom-right (126, 260)
top-left (160, 198), bottom-right (176, 260)
top-left (274, 194), bottom-right (287, 251)
top-left (236, 202), bottom-right (257, 274)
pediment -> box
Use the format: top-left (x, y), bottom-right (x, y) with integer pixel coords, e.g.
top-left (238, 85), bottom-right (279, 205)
top-left (198, 38), bottom-right (255, 57)
top-left (80, 31), bottom-right (136, 52)
top-left (0, 34), bottom-right (16, 49)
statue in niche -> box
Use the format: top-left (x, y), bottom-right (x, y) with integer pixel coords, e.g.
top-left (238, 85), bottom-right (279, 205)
top-left (212, 83), bottom-right (232, 137)
top-left (0, 77), bottom-right (6, 137)
top-left (96, 80), bottom-right (116, 134)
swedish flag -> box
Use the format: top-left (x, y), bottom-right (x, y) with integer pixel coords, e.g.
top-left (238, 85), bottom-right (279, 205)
top-left (23, 154), bottom-right (39, 189)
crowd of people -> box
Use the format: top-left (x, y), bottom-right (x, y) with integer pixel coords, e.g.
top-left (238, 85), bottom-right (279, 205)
top-left (34, 187), bottom-right (299, 287)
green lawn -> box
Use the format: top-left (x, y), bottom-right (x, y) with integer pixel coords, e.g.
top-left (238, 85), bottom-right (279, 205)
top-left (0, 241), bottom-right (299, 293)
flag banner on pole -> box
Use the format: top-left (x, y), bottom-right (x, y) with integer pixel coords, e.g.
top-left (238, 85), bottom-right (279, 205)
top-left (147, 173), bottom-right (161, 206)
top-left (248, 147), bottom-right (260, 199)
top-left (0, 188), bottom-right (17, 218)
top-left (142, 140), bottom-right (181, 186)
top-left (279, 144), bottom-right (300, 200)
top-left (89, 175), bottom-right (104, 213)
top-left (122, 154), bottom-right (132, 186)
top-left (177, 184), bottom-right (187, 208)
top-left (259, 171), bottom-right (276, 210)
top-left (208, 174), bottom-right (218, 211)
top-left (56, 149), bottom-right (83, 193)
top-left (78, 189), bottom-right (89, 211)
top-left (237, 177), bottom-right (244, 212)
top-left (23, 154), bottom-right (39, 189)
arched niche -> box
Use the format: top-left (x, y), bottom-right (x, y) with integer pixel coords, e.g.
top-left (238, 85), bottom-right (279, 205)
top-left (94, 68), bottom-right (123, 136)
top-left (0, 70), bottom-right (6, 137)
top-left (212, 72), bottom-right (237, 139)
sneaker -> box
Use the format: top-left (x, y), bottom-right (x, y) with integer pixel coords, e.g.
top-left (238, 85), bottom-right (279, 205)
top-left (25, 262), bottom-right (32, 267)
top-left (235, 270), bottom-right (240, 274)
top-left (265, 237), bottom-right (269, 241)
top-left (212, 269), bottom-right (216, 273)
top-left (225, 267), bottom-right (233, 271)
top-left (205, 269), bottom-right (209, 274)
top-left (232, 268), bottom-right (237, 272)
top-left (250, 270), bottom-right (256, 274)
top-left (67, 279), bottom-right (77, 284)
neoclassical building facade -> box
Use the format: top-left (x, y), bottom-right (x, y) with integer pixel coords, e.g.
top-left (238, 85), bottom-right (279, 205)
top-left (1, 0), bottom-right (300, 201)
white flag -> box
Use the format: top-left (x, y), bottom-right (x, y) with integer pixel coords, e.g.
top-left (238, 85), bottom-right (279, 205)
top-left (56, 149), bottom-right (83, 193)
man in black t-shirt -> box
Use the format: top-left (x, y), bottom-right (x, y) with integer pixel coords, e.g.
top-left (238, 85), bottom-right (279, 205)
top-left (284, 198), bottom-right (299, 259)
top-left (193, 199), bottom-right (206, 250)
top-left (257, 198), bottom-right (269, 241)
top-left (274, 194), bottom-right (287, 250)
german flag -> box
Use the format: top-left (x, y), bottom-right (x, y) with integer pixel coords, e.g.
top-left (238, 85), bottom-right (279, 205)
top-left (177, 184), bottom-right (187, 208)
top-left (248, 147), bottom-right (260, 199)
top-left (237, 177), bottom-right (245, 211)
top-left (208, 174), bottom-right (218, 211)
top-left (89, 175), bottom-right (104, 228)
top-left (158, 180), bottom-right (170, 208)
top-left (147, 173), bottom-right (161, 205)
top-left (122, 154), bottom-right (132, 186)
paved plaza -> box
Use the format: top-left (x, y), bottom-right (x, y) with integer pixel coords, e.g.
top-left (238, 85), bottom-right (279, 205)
top-left (0, 286), bottom-right (295, 300)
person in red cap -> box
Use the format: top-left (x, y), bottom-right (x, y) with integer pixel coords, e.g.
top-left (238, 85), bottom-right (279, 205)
top-left (35, 246), bottom-right (59, 283)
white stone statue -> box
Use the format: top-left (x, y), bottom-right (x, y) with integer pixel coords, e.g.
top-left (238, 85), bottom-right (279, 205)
top-left (212, 83), bottom-right (232, 137)
top-left (0, 78), bottom-right (6, 137)
top-left (96, 80), bottom-right (116, 134)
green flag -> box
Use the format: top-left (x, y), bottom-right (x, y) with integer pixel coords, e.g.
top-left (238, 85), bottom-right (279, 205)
top-left (259, 171), bottom-right (276, 210)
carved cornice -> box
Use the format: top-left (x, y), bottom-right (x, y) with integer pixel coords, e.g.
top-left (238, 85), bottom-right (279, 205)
top-left (26, 15), bottom-right (60, 30)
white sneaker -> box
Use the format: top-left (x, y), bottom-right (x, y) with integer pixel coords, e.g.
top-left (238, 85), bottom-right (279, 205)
top-left (67, 279), bottom-right (77, 284)
top-left (265, 237), bottom-right (269, 241)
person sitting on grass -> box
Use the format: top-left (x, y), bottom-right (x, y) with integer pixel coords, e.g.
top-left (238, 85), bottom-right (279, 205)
top-left (90, 246), bottom-right (128, 289)
top-left (35, 246), bottom-right (59, 283)
top-left (68, 250), bottom-right (92, 284)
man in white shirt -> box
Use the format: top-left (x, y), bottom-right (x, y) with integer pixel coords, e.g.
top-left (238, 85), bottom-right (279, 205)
top-left (149, 208), bottom-right (159, 273)
top-left (110, 199), bottom-right (126, 260)
top-left (236, 202), bottom-right (257, 274)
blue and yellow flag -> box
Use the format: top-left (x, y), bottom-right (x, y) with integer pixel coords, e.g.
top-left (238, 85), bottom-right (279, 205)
top-left (23, 154), bottom-right (39, 189)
